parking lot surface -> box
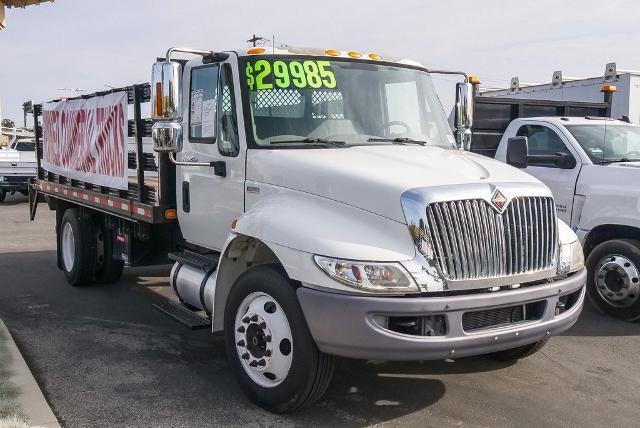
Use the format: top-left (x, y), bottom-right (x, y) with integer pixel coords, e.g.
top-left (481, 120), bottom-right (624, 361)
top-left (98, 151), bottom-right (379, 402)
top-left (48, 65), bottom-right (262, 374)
top-left (1, 193), bottom-right (639, 427)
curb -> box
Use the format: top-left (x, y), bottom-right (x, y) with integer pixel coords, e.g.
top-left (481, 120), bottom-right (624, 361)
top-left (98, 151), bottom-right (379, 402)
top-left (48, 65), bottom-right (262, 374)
top-left (0, 319), bottom-right (60, 428)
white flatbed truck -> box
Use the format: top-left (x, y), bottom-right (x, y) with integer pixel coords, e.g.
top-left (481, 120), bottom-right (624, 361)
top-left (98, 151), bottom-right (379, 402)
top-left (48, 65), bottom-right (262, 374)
top-left (29, 45), bottom-right (586, 412)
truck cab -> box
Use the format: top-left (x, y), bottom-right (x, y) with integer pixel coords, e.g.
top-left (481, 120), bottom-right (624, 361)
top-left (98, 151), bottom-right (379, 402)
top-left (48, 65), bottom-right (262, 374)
top-left (495, 117), bottom-right (640, 320)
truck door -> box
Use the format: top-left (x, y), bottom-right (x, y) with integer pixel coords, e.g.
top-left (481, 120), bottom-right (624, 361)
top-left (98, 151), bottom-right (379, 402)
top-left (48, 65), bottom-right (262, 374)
top-left (515, 123), bottom-right (581, 224)
top-left (178, 59), bottom-right (245, 250)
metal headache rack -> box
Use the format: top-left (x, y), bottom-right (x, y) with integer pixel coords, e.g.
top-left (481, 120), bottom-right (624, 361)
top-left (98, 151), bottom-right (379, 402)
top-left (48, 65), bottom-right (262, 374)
top-left (30, 83), bottom-right (177, 223)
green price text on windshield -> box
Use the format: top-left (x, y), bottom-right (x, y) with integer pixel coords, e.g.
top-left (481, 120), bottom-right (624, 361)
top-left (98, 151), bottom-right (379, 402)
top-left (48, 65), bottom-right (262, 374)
top-left (246, 60), bottom-right (337, 91)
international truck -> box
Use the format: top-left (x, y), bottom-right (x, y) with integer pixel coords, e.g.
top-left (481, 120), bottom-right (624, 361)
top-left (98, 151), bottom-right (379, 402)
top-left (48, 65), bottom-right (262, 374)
top-left (28, 45), bottom-right (586, 412)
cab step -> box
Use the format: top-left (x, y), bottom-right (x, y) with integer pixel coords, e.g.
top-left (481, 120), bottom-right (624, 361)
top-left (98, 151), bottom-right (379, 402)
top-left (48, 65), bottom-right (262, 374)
top-left (153, 299), bottom-right (211, 330)
top-left (168, 250), bottom-right (220, 272)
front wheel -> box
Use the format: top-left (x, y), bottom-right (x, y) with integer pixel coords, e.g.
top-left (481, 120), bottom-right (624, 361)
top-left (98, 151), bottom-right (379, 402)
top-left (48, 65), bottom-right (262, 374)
top-left (224, 265), bottom-right (334, 413)
top-left (586, 239), bottom-right (640, 321)
top-left (0, 189), bottom-right (6, 202)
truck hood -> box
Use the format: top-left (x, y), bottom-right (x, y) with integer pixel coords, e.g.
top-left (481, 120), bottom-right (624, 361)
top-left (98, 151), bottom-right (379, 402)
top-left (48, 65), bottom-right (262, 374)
top-left (247, 145), bottom-right (542, 222)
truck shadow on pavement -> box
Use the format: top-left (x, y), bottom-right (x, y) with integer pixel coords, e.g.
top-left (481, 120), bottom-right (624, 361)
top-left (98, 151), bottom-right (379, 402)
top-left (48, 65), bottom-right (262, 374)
top-left (0, 193), bottom-right (29, 206)
top-left (0, 249), bottom-right (638, 426)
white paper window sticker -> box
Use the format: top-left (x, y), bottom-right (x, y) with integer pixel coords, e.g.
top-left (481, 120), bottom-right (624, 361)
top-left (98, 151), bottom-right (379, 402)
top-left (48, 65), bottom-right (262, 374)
top-left (201, 98), bottom-right (217, 138)
top-left (191, 89), bottom-right (203, 125)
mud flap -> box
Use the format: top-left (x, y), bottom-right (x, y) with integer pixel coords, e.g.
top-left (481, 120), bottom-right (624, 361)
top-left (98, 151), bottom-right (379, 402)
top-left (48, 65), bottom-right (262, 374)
top-left (28, 183), bottom-right (39, 221)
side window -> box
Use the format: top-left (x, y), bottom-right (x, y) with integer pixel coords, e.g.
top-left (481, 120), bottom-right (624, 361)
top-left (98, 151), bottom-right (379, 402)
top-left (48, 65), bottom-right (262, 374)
top-left (218, 64), bottom-right (239, 157)
top-left (516, 124), bottom-right (570, 167)
top-left (189, 65), bottom-right (219, 142)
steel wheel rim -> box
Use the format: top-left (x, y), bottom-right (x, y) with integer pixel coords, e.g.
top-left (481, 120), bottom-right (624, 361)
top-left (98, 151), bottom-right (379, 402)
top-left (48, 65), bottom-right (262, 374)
top-left (61, 222), bottom-right (75, 272)
top-left (595, 254), bottom-right (640, 308)
top-left (234, 291), bottom-right (293, 388)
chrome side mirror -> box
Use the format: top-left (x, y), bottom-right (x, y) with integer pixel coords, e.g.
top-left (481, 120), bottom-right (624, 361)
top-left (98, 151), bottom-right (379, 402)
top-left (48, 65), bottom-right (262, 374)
top-left (455, 82), bottom-right (474, 150)
top-left (151, 61), bottom-right (183, 121)
top-left (151, 122), bottom-right (183, 153)
top-left (151, 60), bottom-right (183, 153)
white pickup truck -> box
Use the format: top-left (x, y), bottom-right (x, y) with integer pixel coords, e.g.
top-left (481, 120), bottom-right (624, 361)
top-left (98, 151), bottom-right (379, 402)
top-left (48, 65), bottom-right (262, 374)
top-left (30, 45), bottom-right (586, 412)
top-left (0, 138), bottom-right (37, 202)
top-left (495, 117), bottom-right (640, 320)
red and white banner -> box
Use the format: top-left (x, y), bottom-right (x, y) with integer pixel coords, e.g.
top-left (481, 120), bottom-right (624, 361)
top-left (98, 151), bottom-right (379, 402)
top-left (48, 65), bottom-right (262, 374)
top-left (42, 92), bottom-right (128, 190)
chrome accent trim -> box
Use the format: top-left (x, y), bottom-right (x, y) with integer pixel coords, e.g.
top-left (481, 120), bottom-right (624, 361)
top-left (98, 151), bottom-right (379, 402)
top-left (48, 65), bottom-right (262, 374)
top-left (401, 183), bottom-right (558, 292)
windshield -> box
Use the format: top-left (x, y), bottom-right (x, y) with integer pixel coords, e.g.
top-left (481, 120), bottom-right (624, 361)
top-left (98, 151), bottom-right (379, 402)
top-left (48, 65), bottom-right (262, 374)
top-left (240, 56), bottom-right (455, 148)
top-left (565, 124), bottom-right (640, 163)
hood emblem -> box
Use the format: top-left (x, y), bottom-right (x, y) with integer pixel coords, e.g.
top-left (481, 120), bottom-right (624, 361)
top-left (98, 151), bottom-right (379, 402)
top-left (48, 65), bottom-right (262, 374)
top-left (491, 189), bottom-right (508, 211)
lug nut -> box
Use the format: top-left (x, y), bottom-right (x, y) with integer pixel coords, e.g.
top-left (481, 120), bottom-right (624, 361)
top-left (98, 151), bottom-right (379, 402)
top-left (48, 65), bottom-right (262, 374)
top-left (265, 335), bottom-right (272, 343)
top-left (242, 316), bottom-right (250, 324)
top-left (237, 326), bottom-right (245, 333)
top-left (241, 352), bottom-right (250, 360)
top-left (259, 321), bottom-right (267, 329)
top-left (250, 315), bottom-right (259, 322)
top-left (257, 359), bottom-right (266, 367)
top-left (249, 360), bottom-right (258, 367)
top-left (237, 340), bottom-right (245, 347)
top-left (264, 350), bottom-right (272, 357)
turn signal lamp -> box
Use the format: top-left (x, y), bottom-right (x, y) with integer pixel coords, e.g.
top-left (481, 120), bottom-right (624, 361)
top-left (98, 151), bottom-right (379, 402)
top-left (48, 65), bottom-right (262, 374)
top-left (247, 47), bottom-right (265, 55)
top-left (468, 76), bottom-right (481, 84)
top-left (347, 51), bottom-right (362, 58)
top-left (601, 85), bottom-right (617, 92)
top-left (325, 49), bottom-right (341, 56)
top-left (164, 209), bottom-right (177, 220)
top-left (368, 53), bottom-right (382, 60)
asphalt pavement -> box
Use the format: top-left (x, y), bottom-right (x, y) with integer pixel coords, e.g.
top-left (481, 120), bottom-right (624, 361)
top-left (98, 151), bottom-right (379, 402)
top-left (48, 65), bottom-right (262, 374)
top-left (1, 193), bottom-right (639, 427)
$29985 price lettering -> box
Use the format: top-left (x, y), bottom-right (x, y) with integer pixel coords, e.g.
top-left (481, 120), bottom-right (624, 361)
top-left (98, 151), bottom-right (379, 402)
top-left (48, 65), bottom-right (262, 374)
top-left (246, 60), bottom-right (337, 90)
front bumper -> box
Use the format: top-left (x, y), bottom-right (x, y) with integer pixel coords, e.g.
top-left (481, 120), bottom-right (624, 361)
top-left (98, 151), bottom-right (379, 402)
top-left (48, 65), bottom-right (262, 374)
top-left (297, 267), bottom-right (586, 361)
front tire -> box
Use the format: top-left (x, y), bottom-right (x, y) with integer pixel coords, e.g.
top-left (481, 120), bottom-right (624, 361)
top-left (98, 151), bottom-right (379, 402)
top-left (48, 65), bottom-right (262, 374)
top-left (224, 265), bottom-right (334, 413)
top-left (0, 189), bottom-right (6, 202)
top-left (59, 208), bottom-right (97, 287)
top-left (586, 239), bottom-right (640, 321)
top-left (487, 338), bottom-right (549, 362)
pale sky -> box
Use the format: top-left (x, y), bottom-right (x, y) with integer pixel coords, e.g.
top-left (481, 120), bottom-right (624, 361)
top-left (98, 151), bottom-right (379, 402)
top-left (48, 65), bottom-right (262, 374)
top-left (1, 0), bottom-right (639, 125)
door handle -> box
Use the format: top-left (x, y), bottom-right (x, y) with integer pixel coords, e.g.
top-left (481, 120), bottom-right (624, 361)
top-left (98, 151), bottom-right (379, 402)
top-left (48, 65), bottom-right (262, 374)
top-left (212, 161), bottom-right (226, 177)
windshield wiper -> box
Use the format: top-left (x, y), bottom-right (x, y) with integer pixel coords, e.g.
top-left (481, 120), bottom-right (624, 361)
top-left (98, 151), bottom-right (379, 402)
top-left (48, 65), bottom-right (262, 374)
top-left (269, 138), bottom-right (345, 147)
top-left (367, 137), bottom-right (427, 146)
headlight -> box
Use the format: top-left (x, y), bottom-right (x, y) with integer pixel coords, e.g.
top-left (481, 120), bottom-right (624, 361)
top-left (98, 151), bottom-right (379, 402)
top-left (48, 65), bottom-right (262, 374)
top-left (313, 256), bottom-right (419, 294)
top-left (557, 220), bottom-right (584, 275)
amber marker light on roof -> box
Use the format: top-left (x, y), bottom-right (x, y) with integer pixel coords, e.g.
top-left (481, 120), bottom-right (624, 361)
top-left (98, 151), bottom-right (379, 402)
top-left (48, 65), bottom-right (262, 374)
top-left (247, 47), bottom-right (266, 55)
top-left (347, 51), bottom-right (362, 58)
top-left (468, 76), bottom-right (481, 84)
top-left (368, 53), bottom-right (382, 60)
top-left (601, 85), bottom-right (617, 92)
top-left (325, 49), bottom-right (341, 56)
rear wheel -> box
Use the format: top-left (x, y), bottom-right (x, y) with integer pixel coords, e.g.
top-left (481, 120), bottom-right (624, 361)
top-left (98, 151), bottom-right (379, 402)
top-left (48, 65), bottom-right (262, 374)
top-left (0, 189), bottom-right (6, 202)
top-left (59, 208), bottom-right (97, 287)
top-left (586, 239), bottom-right (640, 321)
top-left (487, 338), bottom-right (549, 361)
top-left (224, 265), bottom-right (334, 413)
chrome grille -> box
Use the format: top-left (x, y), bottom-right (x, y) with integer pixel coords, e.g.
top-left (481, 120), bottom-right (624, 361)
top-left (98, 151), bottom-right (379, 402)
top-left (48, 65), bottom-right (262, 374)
top-left (425, 197), bottom-right (557, 281)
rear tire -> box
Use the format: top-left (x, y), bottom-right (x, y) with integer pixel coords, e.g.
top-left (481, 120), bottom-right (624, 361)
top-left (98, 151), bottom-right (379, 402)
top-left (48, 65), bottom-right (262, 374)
top-left (224, 265), bottom-right (334, 413)
top-left (585, 239), bottom-right (640, 321)
top-left (59, 208), bottom-right (97, 287)
top-left (94, 226), bottom-right (124, 283)
top-left (487, 338), bottom-right (549, 361)
top-left (0, 189), bottom-right (6, 202)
